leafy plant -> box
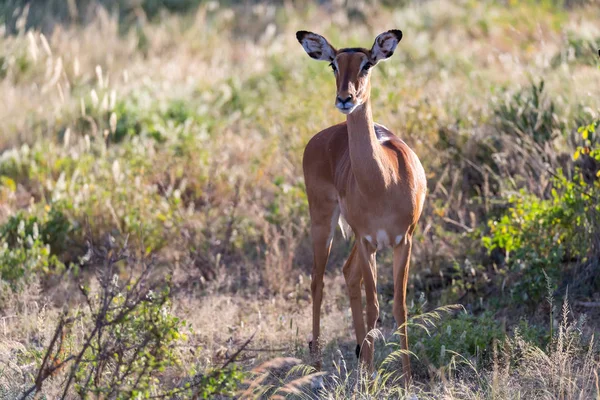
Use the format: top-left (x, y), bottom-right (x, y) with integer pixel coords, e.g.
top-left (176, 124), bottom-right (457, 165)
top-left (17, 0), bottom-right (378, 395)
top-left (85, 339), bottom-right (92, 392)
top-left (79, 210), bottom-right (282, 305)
top-left (194, 367), bottom-right (244, 399)
top-left (483, 120), bottom-right (600, 304)
top-left (19, 245), bottom-right (245, 399)
top-left (410, 311), bottom-right (506, 368)
top-left (0, 207), bottom-right (70, 289)
top-left (574, 119), bottom-right (600, 185)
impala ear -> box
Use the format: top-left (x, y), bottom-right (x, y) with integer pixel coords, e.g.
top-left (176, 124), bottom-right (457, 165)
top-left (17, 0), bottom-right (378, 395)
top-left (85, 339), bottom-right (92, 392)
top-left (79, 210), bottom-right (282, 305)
top-left (296, 31), bottom-right (337, 62)
top-left (370, 30), bottom-right (402, 64)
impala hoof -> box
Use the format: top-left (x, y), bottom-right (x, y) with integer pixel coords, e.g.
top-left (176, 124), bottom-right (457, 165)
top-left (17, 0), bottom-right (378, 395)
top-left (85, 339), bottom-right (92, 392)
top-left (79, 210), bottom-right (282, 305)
top-left (311, 375), bottom-right (324, 391)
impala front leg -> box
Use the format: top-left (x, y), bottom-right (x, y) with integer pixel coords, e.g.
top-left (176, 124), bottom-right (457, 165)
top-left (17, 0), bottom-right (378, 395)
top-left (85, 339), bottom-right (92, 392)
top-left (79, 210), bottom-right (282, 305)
top-left (342, 244), bottom-right (367, 361)
top-left (308, 205), bottom-right (337, 370)
top-left (357, 238), bottom-right (378, 372)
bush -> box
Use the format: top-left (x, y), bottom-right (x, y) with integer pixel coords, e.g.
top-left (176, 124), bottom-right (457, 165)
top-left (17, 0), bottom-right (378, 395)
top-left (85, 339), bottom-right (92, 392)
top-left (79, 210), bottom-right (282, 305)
top-left (0, 206), bottom-right (70, 289)
top-left (483, 119), bottom-right (600, 304)
top-left (1, 206), bottom-right (72, 254)
top-left (18, 248), bottom-right (244, 399)
top-left (410, 311), bottom-right (506, 369)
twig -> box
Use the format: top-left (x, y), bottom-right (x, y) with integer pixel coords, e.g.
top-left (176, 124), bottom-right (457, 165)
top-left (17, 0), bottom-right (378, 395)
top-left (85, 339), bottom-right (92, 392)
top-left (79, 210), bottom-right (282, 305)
top-left (442, 217), bottom-right (473, 233)
top-left (222, 331), bottom-right (256, 369)
top-left (244, 347), bottom-right (289, 353)
top-left (222, 179), bottom-right (242, 255)
top-left (147, 331), bottom-right (257, 399)
top-left (18, 313), bottom-right (74, 400)
top-left (18, 356), bottom-right (76, 400)
top-left (1, 315), bottom-right (17, 336)
top-left (546, 167), bottom-right (600, 202)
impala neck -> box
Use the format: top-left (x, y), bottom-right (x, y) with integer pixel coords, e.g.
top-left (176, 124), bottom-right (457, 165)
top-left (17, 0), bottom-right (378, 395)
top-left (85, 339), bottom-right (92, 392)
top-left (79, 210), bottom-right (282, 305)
top-left (347, 98), bottom-right (391, 193)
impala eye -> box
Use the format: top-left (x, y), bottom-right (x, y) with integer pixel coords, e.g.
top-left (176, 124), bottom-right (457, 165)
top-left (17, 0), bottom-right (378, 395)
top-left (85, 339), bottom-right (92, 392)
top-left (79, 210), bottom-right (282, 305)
top-left (329, 62), bottom-right (337, 73)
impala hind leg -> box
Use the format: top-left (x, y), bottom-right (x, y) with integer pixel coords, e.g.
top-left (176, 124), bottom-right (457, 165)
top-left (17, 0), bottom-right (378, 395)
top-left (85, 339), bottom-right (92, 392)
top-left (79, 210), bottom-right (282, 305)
top-left (342, 243), bottom-right (367, 362)
top-left (308, 200), bottom-right (338, 370)
top-left (357, 239), bottom-right (378, 372)
top-left (392, 233), bottom-right (413, 385)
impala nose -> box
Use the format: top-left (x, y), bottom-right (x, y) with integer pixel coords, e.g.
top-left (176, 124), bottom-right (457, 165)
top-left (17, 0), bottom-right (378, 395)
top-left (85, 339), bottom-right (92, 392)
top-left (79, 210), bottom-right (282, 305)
top-left (335, 95), bottom-right (356, 114)
top-left (336, 95), bottom-right (353, 105)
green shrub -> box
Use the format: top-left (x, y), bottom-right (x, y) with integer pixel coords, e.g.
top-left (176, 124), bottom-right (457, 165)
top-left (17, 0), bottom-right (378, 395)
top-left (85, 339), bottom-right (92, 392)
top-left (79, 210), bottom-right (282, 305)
top-left (111, 100), bottom-right (145, 143)
top-left (410, 311), bottom-right (506, 368)
top-left (194, 367), bottom-right (245, 400)
top-left (1, 206), bottom-right (72, 255)
top-left (0, 207), bottom-right (70, 289)
top-left (0, 134), bottom-right (190, 253)
top-left (76, 98), bottom-right (147, 144)
top-left (163, 99), bottom-right (196, 125)
top-left (72, 284), bottom-right (186, 398)
top-left (77, 97), bottom-right (208, 144)
top-left (21, 254), bottom-right (245, 399)
top-left (483, 119), bottom-right (600, 304)
top-left (573, 119), bottom-right (600, 184)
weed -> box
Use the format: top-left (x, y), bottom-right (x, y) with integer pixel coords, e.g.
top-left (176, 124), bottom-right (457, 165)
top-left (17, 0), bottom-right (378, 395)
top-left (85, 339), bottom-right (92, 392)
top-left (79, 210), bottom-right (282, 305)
top-left (493, 80), bottom-right (563, 145)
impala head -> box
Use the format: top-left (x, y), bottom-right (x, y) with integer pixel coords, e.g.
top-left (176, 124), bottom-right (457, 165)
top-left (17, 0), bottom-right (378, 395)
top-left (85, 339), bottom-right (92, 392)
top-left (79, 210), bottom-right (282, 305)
top-left (296, 29), bottom-right (402, 115)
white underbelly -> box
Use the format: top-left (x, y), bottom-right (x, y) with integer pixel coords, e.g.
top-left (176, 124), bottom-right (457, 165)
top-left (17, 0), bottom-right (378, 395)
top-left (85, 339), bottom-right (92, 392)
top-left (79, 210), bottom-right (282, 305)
top-left (364, 229), bottom-right (404, 250)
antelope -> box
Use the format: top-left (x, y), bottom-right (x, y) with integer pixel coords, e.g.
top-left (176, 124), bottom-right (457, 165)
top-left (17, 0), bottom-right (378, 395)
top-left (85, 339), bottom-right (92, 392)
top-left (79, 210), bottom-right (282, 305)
top-left (296, 30), bottom-right (427, 382)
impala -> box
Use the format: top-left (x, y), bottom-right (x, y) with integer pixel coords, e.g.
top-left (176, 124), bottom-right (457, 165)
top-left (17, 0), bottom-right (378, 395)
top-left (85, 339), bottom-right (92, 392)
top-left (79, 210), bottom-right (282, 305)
top-left (296, 29), bottom-right (427, 382)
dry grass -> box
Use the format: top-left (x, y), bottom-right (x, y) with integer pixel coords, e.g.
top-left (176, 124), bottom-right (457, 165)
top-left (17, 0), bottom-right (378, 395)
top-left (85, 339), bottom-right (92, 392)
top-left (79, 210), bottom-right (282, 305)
top-left (236, 301), bottom-right (599, 399)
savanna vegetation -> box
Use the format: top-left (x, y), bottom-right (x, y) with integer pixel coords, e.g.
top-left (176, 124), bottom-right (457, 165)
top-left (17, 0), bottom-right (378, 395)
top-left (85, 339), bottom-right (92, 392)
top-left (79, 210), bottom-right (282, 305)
top-left (1, 0), bottom-right (600, 398)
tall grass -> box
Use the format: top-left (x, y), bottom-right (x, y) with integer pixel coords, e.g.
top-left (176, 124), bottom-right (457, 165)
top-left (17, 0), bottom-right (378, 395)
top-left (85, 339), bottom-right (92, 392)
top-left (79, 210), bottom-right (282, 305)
top-left (242, 302), bottom-right (600, 399)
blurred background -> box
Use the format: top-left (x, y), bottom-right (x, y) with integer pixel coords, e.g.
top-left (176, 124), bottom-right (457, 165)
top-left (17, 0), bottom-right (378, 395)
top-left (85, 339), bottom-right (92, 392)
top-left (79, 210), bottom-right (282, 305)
top-left (1, 0), bottom-right (600, 398)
